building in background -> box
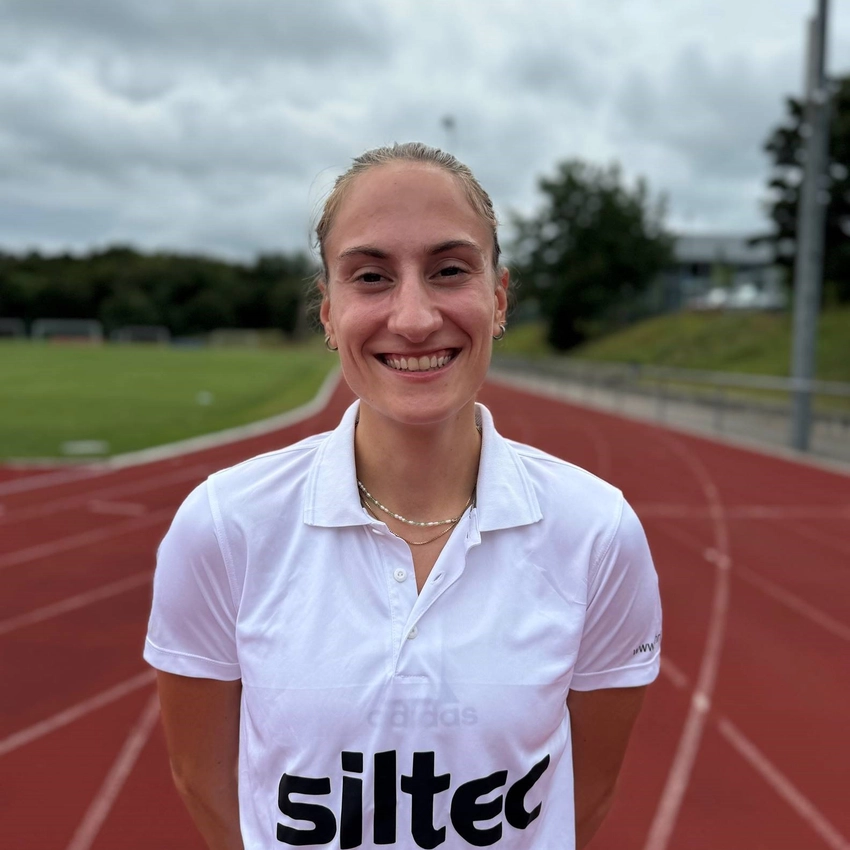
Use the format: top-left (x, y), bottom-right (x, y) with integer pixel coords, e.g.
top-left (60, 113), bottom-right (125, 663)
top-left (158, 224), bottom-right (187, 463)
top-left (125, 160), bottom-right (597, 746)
top-left (661, 234), bottom-right (787, 312)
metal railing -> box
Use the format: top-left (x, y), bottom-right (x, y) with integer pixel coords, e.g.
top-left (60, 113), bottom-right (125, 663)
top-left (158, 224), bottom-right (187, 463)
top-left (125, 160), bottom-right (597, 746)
top-left (492, 356), bottom-right (850, 463)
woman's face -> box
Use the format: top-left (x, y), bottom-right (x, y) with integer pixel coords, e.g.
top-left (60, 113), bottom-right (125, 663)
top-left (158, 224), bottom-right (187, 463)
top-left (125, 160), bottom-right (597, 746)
top-left (320, 163), bottom-right (508, 429)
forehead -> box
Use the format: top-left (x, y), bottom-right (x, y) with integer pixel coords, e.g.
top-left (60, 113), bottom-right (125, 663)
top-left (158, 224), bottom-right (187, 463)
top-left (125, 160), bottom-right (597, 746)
top-left (327, 163), bottom-right (490, 260)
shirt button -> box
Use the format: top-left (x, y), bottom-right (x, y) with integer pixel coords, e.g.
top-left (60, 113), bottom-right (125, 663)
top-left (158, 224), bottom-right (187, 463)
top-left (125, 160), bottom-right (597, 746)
top-left (393, 568), bottom-right (407, 582)
top-left (407, 626), bottom-right (419, 640)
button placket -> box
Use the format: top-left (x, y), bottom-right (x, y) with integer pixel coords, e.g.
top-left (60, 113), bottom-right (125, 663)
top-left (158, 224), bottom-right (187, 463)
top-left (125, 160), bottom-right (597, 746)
top-left (402, 513), bottom-right (474, 639)
top-left (374, 533), bottom-right (419, 667)
top-left (395, 512), bottom-right (476, 671)
top-left (364, 523), bottom-right (418, 671)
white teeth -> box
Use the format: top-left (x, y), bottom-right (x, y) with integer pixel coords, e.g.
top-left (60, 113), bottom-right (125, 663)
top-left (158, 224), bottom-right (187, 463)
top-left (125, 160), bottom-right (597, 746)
top-left (384, 352), bottom-right (454, 372)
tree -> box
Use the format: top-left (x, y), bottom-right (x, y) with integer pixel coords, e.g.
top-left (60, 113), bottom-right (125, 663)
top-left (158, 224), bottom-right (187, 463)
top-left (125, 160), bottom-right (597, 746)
top-left (759, 74), bottom-right (850, 303)
top-left (246, 253), bottom-right (316, 339)
top-left (0, 246), bottom-right (318, 337)
top-left (511, 160), bottom-right (672, 350)
top-left (99, 286), bottom-right (161, 331)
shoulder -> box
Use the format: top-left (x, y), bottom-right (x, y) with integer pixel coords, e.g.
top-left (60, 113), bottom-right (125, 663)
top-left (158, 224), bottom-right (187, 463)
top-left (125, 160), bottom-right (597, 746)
top-left (509, 437), bottom-right (624, 524)
top-left (205, 429), bottom-right (330, 518)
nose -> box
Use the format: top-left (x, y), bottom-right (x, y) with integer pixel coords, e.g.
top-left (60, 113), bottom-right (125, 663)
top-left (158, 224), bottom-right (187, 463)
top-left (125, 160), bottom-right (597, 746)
top-left (386, 275), bottom-right (442, 342)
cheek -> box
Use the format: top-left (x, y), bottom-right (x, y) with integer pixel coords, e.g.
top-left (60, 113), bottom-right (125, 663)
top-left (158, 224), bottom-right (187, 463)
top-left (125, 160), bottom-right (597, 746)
top-left (329, 298), bottom-right (377, 340)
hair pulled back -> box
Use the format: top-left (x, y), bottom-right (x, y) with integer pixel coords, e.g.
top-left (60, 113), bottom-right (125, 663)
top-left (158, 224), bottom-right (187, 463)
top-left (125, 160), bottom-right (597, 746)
top-left (315, 142), bottom-right (502, 280)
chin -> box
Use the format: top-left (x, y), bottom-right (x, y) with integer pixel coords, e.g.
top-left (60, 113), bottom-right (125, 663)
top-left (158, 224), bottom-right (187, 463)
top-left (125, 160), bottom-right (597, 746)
top-left (361, 393), bottom-right (477, 429)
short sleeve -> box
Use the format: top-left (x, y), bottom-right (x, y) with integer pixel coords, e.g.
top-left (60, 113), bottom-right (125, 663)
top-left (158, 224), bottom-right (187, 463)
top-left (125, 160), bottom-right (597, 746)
top-left (570, 498), bottom-right (661, 691)
top-left (143, 480), bottom-right (241, 680)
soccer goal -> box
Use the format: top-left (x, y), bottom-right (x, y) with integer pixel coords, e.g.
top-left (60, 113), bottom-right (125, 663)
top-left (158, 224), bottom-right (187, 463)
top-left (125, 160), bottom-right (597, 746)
top-left (31, 319), bottom-right (104, 343)
top-left (0, 318), bottom-right (26, 338)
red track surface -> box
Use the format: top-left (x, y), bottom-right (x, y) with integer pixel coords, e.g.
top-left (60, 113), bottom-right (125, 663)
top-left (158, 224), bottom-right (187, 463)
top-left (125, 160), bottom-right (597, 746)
top-left (2, 378), bottom-right (848, 850)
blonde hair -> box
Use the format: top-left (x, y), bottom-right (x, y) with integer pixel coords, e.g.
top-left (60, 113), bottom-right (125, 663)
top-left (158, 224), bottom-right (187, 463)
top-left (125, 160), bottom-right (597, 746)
top-left (315, 142), bottom-right (502, 280)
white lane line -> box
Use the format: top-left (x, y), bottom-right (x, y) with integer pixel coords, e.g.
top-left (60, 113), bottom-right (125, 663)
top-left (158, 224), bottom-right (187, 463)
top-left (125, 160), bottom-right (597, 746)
top-left (0, 572), bottom-right (152, 636)
top-left (0, 670), bottom-right (156, 757)
top-left (660, 657), bottom-right (690, 691)
top-left (0, 464), bottom-right (208, 526)
top-left (735, 565), bottom-right (850, 643)
top-left (718, 717), bottom-right (850, 850)
top-left (659, 660), bottom-right (850, 849)
top-left (88, 500), bottom-right (148, 517)
top-left (489, 376), bottom-right (848, 845)
top-left (0, 508), bottom-right (173, 571)
top-left (644, 436), bottom-right (732, 850)
top-left (65, 692), bottom-right (160, 850)
top-left (786, 520), bottom-right (850, 559)
top-left (0, 468), bottom-right (102, 498)
top-left (657, 522), bottom-right (850, 644)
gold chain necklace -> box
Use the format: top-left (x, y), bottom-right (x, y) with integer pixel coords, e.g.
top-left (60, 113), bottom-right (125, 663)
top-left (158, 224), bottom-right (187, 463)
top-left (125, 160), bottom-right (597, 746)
top-left (360, 500), bottom-right (462, 546)
top-left (357, 479), bottom-right (474, 527)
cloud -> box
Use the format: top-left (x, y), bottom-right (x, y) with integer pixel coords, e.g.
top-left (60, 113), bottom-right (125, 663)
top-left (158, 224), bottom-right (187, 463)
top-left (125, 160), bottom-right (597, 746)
top-left (1, 0), bottom-right (391, 70)
top-left (0, 0), bottom-right (847, 258)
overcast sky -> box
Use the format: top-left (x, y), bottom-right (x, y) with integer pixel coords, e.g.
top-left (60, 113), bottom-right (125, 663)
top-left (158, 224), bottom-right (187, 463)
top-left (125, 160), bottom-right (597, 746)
top-left (1, 0), bottom-right (848, 262)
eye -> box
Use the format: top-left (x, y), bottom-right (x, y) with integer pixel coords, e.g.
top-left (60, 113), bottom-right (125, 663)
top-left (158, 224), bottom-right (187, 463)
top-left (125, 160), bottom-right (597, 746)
top-left (355, 271), bottom-right (386, 285)
top-left (437, 265), bottom-right (466, 278)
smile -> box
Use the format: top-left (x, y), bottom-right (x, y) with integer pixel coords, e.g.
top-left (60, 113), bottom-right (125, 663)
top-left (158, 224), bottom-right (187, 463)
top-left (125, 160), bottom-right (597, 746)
top-left (380, 349), bottom-right (458, 373)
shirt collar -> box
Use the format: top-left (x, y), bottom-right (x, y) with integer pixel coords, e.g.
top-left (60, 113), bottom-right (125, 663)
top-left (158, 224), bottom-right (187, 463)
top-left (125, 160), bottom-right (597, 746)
top-left (473, 403), bottom-right (542, 532)
top-left (303, 401), bottom-right (366, 528)
top-left (303, 400), bottom-right (542, 531)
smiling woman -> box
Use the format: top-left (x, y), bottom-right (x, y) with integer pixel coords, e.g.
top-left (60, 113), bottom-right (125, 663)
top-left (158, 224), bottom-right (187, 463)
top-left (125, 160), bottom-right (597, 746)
top-left (320, 156), bottom-right (508, 437)
top-left (144, 143), bottom-right (662, 850)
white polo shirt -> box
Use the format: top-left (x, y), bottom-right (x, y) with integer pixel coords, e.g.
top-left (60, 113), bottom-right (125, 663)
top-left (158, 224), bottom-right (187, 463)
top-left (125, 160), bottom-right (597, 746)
top-left (145, 401), bottom-right (661, 850)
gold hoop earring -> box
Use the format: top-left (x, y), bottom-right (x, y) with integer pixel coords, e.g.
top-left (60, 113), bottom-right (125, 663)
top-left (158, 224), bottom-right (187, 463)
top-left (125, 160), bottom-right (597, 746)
top-left (493, 324), bottom-right (506, 341)
top-left (325, 335), bottom-right (338, 351)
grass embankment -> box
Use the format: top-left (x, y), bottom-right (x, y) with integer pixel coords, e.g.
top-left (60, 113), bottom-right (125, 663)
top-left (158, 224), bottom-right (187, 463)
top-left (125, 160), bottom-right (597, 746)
top-left (497, 308), bottom-right (850, 382)
top-left (0, 341), bottom-right (336, 460)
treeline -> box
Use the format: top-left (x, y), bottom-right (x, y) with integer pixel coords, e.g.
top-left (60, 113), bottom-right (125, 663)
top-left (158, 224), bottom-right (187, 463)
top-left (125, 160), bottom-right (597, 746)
top-left (0, 247), bottom-right (318, 338)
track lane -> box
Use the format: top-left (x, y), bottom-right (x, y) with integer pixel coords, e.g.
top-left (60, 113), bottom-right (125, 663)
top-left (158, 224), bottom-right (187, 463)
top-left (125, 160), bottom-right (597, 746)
top-left (88, 717), bottom-right (207, 850)
top-left (0, 514), bottom-right (168, 621)
top-left (1, 588), bottom-right (153, 739)
top-left (1, 378), bottom-right (848, 850)
top-left (480, 383), bottom-right (849, 849)
top-left (1, 685), bottom-right (156, 849)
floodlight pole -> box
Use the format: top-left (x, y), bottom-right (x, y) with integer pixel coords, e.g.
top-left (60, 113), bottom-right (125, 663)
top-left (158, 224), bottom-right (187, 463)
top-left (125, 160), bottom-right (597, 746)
top-left (790, 0), bottom-right (831, 451)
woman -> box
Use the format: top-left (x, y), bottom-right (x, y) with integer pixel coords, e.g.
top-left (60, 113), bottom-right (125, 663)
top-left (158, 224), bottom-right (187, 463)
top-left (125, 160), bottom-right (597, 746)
top-left (145, 142), bottom-right (661, 850)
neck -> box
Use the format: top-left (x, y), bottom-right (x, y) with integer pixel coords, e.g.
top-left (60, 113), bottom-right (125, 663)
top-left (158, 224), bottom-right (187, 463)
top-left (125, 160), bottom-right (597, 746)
top-left (354, 401), bottom-right (481, 523)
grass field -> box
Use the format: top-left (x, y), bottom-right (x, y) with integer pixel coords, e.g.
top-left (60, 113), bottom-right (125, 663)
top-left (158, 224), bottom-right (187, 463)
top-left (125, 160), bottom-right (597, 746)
top-left (497, 307), bottom-right (850, 382)
top-left (0, 341), bottom-right (336, 460)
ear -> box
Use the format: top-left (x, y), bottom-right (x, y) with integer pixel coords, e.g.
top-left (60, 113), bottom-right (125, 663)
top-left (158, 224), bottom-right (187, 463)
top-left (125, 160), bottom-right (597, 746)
top-left (319, 283), bottom-right (335, 347)
top-left (493, 267), bottom-right (509, 332)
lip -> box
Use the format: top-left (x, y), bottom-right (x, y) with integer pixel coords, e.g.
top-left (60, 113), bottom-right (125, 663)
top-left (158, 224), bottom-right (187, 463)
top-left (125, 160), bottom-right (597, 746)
top-left (377, 347), bottom-right (460, 375)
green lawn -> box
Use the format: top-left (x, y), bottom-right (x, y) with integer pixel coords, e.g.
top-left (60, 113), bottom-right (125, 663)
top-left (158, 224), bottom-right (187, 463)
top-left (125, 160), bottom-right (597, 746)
top-left (498, 307), bottom-right (850, 382)
top-left (0, 341), bottom-right (336, 460)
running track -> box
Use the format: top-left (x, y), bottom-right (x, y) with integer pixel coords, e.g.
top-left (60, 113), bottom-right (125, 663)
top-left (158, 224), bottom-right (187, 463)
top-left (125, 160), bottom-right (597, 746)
top-left (2, 375), bottom-right (848, 850)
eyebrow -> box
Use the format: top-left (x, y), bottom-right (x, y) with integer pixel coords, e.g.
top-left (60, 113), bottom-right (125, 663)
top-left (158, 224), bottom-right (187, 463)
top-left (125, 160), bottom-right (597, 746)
top-left (337, 240), bottom-right (485, 262)
top-left (427, 240), bottom-right (484, 258)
